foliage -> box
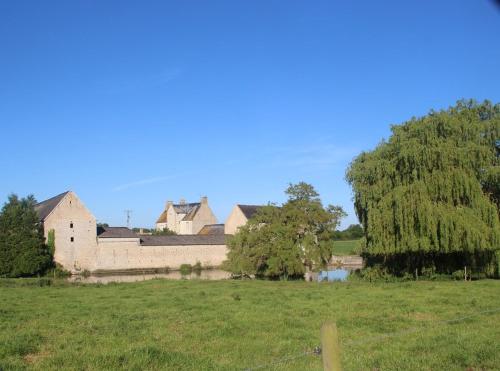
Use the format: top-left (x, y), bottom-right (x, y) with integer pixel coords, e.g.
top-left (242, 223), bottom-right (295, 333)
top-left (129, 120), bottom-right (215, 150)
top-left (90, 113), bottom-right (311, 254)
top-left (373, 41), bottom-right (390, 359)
top-left (332, 224), bottom-right (364, 240)
top-left (180, 264), bottom-right (192, 275)
top-left (192, 261), bottom-right (202, 274)
top-left (46, 263), bottom-right (71, 278)
top-left (152, 228), bottom-right (177, 236)
top-left (346, 100), bottom-right (500, 275)
top-left (97, 223), bottom-right (109, 228)
top-left (1, 279), bottom-right (500, 370)
top-left (47, 229), bottom-right (55, 257)
top-left (331, 239), bottom-right (362, 256)
top-left (0, 194), bottom-right (52, 277)
top-left (225, 182), bottom-right (346, 280)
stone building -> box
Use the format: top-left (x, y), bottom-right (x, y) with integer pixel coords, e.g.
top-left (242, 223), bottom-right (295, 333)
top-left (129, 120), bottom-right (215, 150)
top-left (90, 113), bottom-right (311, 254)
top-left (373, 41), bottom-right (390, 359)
top-left (35, 191), bottom-right (227, 274)
top-left (224, 204), bottom-right (262, 235)
top-left (35, 191), bottom-right (98, 272)
top-left (155, 197), bottom-right (218, 234)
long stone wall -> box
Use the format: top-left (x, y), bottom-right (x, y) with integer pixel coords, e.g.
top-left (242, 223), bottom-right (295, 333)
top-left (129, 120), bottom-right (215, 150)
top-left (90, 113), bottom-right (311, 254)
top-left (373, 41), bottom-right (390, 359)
top-left (93, 240), bottom-right (228, 272)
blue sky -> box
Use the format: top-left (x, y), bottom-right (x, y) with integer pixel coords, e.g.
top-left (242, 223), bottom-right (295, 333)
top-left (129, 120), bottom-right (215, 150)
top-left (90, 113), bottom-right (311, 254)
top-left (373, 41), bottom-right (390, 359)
top-left (1, 1), bottom-right (499, 229)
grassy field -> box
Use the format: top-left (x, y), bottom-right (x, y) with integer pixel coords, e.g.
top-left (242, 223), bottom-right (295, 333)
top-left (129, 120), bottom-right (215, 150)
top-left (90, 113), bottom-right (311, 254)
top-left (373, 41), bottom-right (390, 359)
top-left (332, 239), bottom-right (361, 255)
top-left (1, 279), bottom-right (500, 370)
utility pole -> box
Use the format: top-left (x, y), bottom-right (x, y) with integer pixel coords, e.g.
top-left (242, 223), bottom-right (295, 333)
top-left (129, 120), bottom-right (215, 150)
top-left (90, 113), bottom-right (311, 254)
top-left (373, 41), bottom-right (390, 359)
top-left (124, 209), bottom-right (133, 229)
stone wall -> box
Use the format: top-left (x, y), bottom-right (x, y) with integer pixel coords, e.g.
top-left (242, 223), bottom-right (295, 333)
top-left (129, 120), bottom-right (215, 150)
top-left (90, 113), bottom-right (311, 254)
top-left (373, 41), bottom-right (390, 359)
top-left (94, 242), bottom-right (228, 271)
top-left (45, 191), bottom-right (228, 274)
top-left (43, 192), bottom-right (98, 272)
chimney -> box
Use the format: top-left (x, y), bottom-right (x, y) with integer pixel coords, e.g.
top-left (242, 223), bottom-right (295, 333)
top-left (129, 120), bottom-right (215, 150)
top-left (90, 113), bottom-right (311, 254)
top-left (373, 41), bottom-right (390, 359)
top-left (166, 200), bottom-right (173, 209)
top-left (201, 196), bottom-right (208, 205)
top-left (179, 198), bottom-right (186, 205)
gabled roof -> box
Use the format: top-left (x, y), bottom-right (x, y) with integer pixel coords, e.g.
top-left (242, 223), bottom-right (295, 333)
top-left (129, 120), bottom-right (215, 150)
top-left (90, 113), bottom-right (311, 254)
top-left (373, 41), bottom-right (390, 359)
top-left (198, 224), bottom-right (225, 235)
top-left (97, 226), bottom-right (139, 239)
top-left (156, 202), bottom-right (201, 224)
top-left (174, 203), bottom-right (200, 217)
top-left (237, 204), bottom-right (262, 220)
top-left (182, 204), bottom-right (201, 221)
top-left (140, 234), bottom-right (226, 246)
top-left (35, 191), bottom-right (70, 221)
top-left (156, 210), bottom-right (168, 224)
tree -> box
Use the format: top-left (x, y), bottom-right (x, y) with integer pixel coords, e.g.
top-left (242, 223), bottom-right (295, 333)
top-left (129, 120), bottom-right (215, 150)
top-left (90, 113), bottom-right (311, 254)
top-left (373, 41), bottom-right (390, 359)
top-left (0, 194), bottom-right (52, 277)
top-left (333, 224), bottom-right (364, 240)
top-left (225, 182), bottom-right (346, 279)
top-left (346, 100), bottom-right (500, 276)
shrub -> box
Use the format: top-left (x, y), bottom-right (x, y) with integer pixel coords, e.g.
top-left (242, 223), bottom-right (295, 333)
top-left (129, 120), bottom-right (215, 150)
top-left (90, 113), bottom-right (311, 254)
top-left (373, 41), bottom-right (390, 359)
top-left (452, 270), bottom-right (465, 281)
top-left (47, 264), bottom-right (71, 278)
top-left (180, 264), bottom-right (192, 275)
top-left (81, 269), bottom-right (91, 278)
top-left (193, 261), bottom-right (202, 274)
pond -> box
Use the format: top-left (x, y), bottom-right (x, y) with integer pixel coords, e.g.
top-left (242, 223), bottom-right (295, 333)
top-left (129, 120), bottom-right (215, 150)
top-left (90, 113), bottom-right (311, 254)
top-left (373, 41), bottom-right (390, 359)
top-left (68, 269), bottom-right (231, 284)
top-left (317, 268), bottom-right (350, 282)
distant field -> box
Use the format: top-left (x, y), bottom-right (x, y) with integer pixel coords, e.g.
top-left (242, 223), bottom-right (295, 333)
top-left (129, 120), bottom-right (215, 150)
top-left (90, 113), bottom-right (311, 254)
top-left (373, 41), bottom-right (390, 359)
top-left (1, 279), bottom-right (500, 370)
top-left (332, 239), bottom-right (362, 255)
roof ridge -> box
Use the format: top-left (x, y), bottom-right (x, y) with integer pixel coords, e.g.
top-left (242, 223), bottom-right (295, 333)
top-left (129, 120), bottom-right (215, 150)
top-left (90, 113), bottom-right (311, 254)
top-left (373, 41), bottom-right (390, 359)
top-left (34, 191), bottom-right (71, 221)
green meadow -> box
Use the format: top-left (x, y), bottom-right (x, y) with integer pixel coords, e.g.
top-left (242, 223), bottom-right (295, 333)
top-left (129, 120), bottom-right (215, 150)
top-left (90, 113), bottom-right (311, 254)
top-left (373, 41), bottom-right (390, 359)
top-left (332, 239), bottom-right (361, 256)
top-left (1, 279), bottom-right (500, 370)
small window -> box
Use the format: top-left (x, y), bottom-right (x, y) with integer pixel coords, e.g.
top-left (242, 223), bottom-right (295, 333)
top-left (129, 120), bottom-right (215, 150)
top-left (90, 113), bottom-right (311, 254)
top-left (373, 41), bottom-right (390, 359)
top-left (70, 222), bottom-right (73, 228)
top-left (70, 237), bottom-right (74, 242)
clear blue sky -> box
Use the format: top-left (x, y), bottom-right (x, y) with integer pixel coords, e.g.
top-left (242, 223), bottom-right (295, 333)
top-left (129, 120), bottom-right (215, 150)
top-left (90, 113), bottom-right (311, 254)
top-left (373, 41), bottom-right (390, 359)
top-left (1, 1), bottom-right (499, 229)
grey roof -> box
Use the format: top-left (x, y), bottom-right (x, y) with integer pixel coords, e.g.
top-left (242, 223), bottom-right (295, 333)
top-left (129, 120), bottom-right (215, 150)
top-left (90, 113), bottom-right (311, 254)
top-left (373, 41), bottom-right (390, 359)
top-left (140, 234), bottom-right (226, 246)
top-left (198, 224), bottom-right (225, 235)
top-left (237, 204), bottom-right (262, 220)
top-left (35, 191), bottom-right (70, 221)
top-left (156, 202), bottom-right (201, 224)
top-left (175, 203), bottom-right (200, 220)
top-left (97, 226), bottom-right (139, 239)
top-left (183, 204), bottom-right (201, 221)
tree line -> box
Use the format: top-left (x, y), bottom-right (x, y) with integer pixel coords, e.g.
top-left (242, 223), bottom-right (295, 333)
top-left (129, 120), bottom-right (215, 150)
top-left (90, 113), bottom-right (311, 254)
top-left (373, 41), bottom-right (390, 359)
top-left (2, 100), bottom-right (499, 280)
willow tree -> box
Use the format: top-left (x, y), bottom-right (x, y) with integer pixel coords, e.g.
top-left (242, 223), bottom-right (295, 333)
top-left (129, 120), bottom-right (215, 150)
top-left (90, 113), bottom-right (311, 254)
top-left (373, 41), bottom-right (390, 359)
top-left (347, 100), bottom-right (500, 276)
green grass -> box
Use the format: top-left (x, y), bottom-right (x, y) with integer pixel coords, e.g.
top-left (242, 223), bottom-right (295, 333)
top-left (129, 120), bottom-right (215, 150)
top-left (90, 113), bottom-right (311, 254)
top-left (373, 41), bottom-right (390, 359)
top-left (1, 279), bottom-right (500, 370)
top-left (332, 239), bottom-right (361, 255)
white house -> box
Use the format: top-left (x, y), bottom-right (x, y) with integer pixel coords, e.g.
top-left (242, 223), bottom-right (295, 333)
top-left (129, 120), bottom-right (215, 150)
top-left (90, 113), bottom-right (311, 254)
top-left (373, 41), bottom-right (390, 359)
top-left (155, 197), bottom-right (218, 235)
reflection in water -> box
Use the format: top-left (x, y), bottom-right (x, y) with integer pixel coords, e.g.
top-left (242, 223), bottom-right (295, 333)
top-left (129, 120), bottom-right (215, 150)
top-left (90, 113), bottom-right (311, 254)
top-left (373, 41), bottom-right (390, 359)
top-left (69, 269), bottom-right (231, 284)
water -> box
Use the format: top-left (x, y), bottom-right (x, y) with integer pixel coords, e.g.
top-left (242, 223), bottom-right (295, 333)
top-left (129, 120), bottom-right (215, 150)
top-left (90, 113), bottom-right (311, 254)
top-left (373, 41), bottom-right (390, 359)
top-left (317, 268), bottom-right (350, 282)
top-left (69, 269), bottom-right (231, 284)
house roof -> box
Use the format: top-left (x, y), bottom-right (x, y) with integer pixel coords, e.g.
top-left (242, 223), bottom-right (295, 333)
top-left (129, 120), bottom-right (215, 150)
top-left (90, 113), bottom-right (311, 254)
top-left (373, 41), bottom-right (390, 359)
top-left (156, 202), bottom-right (201, 224)
top-left (97, 226), bottom-right (139, 239)
top-left (156, 210), bottom-right (168, 224)
top-left (174, 203), bottom-right (200, 217)
top-left (198, 224), bottom-right (225, 235)
top-left (237, 204), bottom-right (262, 220)
top-left (140, 234), bottom-right (226, 246)
top-left (182, 204), bottom-right (201, 221)
top-left (34, 191), bottom-right (70, 221)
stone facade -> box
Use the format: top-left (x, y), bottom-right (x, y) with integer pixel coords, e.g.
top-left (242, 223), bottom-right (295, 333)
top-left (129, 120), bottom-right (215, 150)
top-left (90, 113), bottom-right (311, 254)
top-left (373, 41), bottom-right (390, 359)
top-left (155, 197), bottom-right (218, 234)
top-left (224, 204), bottom-right (262, 235)
top-left (36, 192), bottom-right (227, 274)
top-left (37, 191), bottom-right (98, 272)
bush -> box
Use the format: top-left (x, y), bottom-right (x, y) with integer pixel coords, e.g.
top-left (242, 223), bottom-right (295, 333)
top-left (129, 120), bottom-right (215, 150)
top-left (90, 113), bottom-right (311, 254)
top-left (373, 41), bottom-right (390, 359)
top-left (421, 266), bottom-right (437, 280)
top-left (180, 264), bottom-right (192, 275)
top-left (452, 270), bottom-right (465, 281)
top-left (349, 265), bottom-right (394, 282)
top-left (193, 261), bottom-right (202, 274)
top-left (47, 264), bottom-right (71, 278)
